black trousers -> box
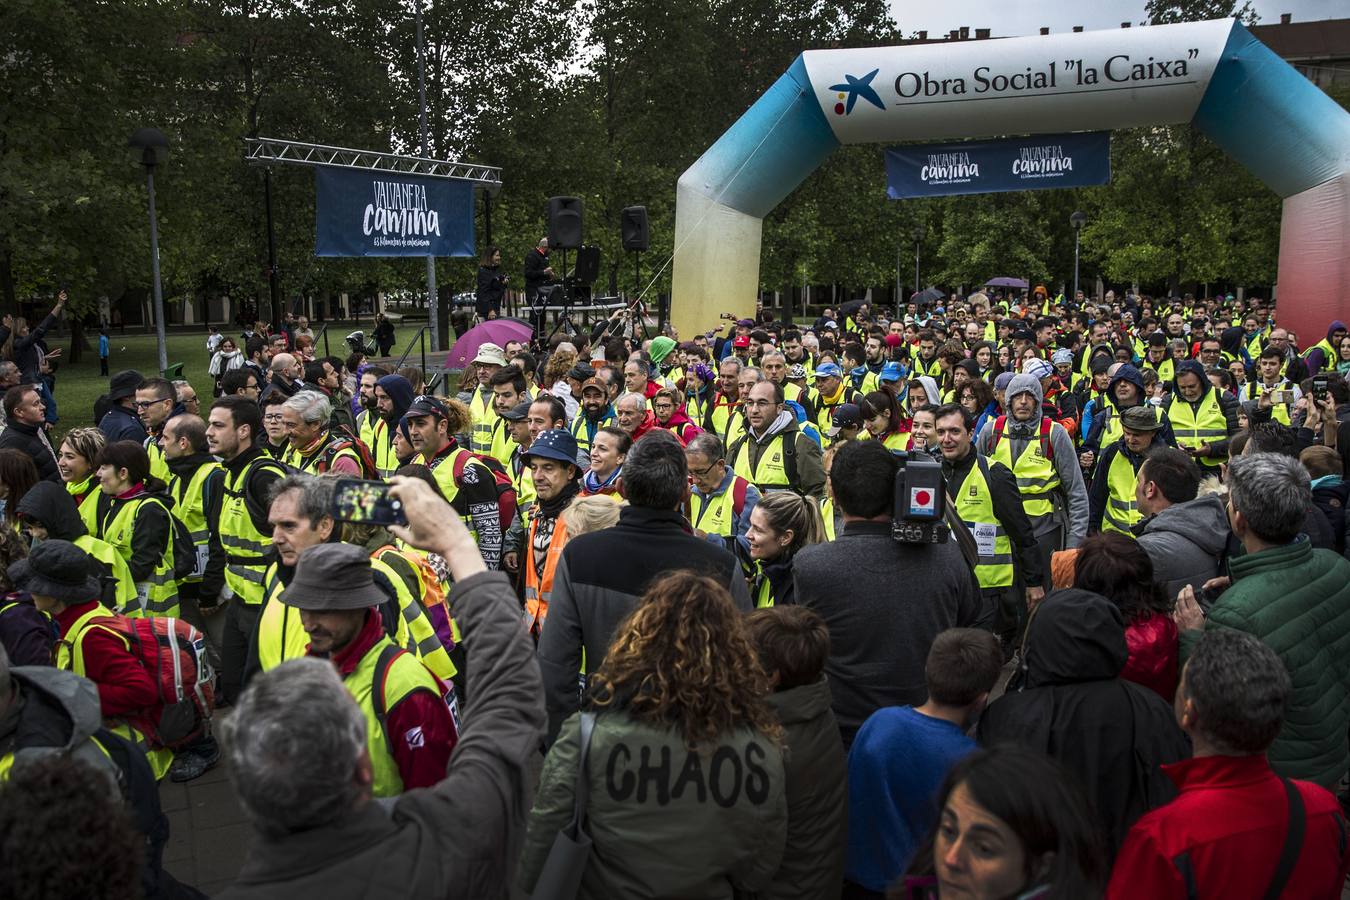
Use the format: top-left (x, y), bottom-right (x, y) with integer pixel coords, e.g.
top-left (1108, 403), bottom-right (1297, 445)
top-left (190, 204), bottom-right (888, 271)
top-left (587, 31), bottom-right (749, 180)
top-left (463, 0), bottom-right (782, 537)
top-left (219, 600), bottom-right (260, 706)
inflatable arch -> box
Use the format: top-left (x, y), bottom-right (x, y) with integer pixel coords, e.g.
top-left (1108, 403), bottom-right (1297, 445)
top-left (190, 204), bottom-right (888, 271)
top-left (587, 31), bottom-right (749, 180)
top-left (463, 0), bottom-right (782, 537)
top-left (671, 19), bottom-right (1350, 342)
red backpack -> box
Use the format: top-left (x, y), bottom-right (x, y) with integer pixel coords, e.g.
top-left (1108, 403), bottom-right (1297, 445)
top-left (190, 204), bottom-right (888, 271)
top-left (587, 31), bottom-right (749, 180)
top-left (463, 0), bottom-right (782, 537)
top-left (93, 615), bottom-right (216, 750)
top-left (451, 451), bottom-right (518, 535)
top-left (989, 415), bottom-right (1055, 460)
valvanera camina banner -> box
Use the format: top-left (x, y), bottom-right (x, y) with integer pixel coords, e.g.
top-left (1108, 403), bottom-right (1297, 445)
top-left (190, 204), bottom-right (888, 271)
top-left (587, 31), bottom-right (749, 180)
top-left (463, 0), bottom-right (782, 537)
top-left (314, 167), bottom-right (475, 258)
top-left (885, 132), bottom-right (1111, 199)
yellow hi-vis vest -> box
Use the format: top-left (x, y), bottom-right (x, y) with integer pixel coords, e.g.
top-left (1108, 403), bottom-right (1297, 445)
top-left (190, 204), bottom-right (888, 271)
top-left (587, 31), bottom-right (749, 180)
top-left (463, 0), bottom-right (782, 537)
top-left (67, 476), bottom-right (104, 534)
top-left (144, 436), bottom-right (170, 484)
top-left (168, 459), bottom-right (221, 586)
top-left (370, 555), bottom-right (454, 683)
top-left (346, 638), bottom-right (446, 797)
top-left (488, 416), bottom-right (516, 469)
top-left (1101, 446), bottom-right (1144, 535)
top-left (56, 606), bottom-right (172, 780)
top-left (357, 407), bottom-right (379, 451)
top-left (74, 533), bottom-right (136, 613)
top-left (99, 495), bottom-right (179, 618)
top-left (1303, 338), bottom-right (1337, 374)
top-left (988, 417), bottom-right (1062, 519)
top-left (371, 417), bottom-right (400, 478)
top-left (1167, 389), bottom-right (1227, 468)
top-left (1242, 381), bottom-right (1293, 426)
top-left (256, 562), bottom-right (309, 672)
top-left (468, 386), bottom-right (497, 454)
top-left (689, 474), bottom-right (752, 541)
top-left (953, 457), bottom-right (1015, 589)
top-left (821, 496), bottom-right (837, 541)
top-left (751, 559), bottom-right (778, 608)
top-left (570, 410), bottom-right (615, 457)
top-left (731, 431), bottom-right (795, 494)
top-left (220, 456), bottom-right (288, 606)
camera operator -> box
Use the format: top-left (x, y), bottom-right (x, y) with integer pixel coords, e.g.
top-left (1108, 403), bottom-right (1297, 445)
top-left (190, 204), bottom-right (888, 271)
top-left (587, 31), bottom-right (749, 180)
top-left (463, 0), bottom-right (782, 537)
top-left (793, 439), bottom-right (981, 748)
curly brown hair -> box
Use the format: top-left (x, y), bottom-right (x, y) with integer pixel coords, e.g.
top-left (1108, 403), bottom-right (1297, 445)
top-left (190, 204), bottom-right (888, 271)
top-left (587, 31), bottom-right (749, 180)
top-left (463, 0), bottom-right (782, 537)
top-left (589, 572), bottom-right (783, 749)
top-left (542, 349), bottom-right (578, 388)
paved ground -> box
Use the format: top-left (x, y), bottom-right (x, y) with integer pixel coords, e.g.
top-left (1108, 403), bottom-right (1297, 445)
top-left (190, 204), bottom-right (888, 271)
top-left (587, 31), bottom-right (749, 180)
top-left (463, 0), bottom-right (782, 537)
top-left (160, 751), bottom-right (251, 896)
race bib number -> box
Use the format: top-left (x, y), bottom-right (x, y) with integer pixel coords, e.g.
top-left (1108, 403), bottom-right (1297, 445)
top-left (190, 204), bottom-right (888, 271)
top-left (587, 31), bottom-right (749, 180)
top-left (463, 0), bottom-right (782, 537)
top-left (973, 523), bottom-right (998, 558)
top-left (192, 544), bottom-right (209, 578)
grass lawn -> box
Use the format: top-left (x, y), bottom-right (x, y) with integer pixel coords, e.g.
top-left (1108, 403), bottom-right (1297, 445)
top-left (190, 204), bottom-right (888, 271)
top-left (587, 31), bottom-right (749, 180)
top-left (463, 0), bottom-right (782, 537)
top-left (47, 320), bottom-right (438, 441)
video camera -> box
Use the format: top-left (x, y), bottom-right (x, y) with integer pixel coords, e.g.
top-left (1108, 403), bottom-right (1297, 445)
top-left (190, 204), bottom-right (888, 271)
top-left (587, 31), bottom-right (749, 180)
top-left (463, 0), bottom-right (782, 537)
top-left (889, 450), bottom-right (949, 545)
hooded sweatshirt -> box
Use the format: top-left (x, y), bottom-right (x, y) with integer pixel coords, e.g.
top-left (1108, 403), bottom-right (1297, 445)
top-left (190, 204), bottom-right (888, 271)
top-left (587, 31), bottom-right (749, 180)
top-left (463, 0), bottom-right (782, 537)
top-left (1304, 319), bottom-right (1347, 373)
top-left (740, 410), bottom-right (826, 499)
top-left (977, 589), bottom-right (1190, 853)
top-left (975, 373), bottom-right (1089, 545)
top-left (1134, 494), bottom-right (1232, 598)
top-left (0, 666), bottom-right (123, 796)
top-left (376, 374), bottom-right (415, 425)
top-left (1166, 359), bottom-right (1239, 459)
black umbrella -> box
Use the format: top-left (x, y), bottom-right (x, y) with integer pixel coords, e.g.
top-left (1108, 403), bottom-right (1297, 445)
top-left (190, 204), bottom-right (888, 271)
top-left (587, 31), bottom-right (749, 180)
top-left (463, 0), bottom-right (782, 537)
top-left (839, 298), bottom-right (870, 317)
top-left (911, 286), bottom-right (943, 307)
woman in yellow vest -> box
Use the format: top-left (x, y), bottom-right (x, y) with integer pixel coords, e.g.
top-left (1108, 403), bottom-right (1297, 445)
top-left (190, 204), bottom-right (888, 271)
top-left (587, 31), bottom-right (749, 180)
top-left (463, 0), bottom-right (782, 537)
top-left (92, 441), bottom-right (180, 618)
top-left (57, 427), bottom-right (108, 534)
top-left (860, 387), bottom-right (910, 452)
top-left (744, 492), bottom-right (825, 608)
top-left (14, 481), bottom-right (136, 612)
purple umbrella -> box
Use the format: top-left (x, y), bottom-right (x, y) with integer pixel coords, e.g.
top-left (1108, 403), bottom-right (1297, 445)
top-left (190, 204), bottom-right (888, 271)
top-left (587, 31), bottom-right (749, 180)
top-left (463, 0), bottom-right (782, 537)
top-left (444, 318), bottom-right (534, 370)
top-left (984, 277), bottom-right (1029, 289)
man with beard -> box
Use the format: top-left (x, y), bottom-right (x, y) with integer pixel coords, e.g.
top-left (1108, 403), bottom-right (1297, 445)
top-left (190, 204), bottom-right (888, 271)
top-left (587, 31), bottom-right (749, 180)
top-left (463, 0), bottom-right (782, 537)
top-left (466, 343), bottom-right (506, 453)
top-left (569, 377), bottom-right (615, 469)
top-left (371, 374), bottom-right (414, 477)
top-left (487, 365), bottom-right (530, 469)
top-left (729, 380), bottom-right (825, 500)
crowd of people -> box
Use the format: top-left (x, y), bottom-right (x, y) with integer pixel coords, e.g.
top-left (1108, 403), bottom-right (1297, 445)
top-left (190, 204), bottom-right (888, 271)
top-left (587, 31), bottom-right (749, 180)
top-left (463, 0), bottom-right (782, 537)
top-left (1, 285), bottom-right (1349, 899)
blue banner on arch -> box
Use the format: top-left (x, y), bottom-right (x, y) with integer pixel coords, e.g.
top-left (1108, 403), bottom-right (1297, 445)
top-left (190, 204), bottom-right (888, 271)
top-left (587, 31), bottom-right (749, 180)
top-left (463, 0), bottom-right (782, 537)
top-left (315, 167), bottom-right (476, 257)
top-left (885, 132), bottom-right (1110, 199)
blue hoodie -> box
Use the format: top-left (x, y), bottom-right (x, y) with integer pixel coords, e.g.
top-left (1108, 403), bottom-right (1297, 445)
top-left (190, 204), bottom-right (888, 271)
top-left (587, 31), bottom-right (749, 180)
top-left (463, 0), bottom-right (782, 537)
top-left (375, 374), bottom-right (415, 425)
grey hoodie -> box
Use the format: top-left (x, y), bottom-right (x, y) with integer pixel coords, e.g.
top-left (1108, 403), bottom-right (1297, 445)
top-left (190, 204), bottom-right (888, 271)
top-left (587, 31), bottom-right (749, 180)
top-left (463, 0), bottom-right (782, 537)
top-left (974, 373), bottom-right (1089, 545)
top-left (1135, 494), bottom-right (1231, 598)
top-left (2, 666), bottom-right (121, 795)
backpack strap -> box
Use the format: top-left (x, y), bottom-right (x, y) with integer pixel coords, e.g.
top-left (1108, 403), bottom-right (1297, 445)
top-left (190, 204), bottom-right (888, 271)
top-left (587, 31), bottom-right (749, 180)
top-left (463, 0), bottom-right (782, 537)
top-left (1262, 778), bottom-right (1306, 900)
top-left (991, 415), bottom-right (1007, 452)
top-left (731, 476), bottom-right (749, 519)
top-left (371, 642), bottom-right (405, 751)
top-left (781, 432), bottom-right (800, 494)
top-left (1039, 417), bottom-right (1054, 461)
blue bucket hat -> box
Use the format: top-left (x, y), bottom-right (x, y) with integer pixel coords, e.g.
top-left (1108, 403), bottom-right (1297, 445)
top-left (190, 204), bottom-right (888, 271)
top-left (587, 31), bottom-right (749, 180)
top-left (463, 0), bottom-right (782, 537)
top-left (521, 428), bottom-right (579, 468)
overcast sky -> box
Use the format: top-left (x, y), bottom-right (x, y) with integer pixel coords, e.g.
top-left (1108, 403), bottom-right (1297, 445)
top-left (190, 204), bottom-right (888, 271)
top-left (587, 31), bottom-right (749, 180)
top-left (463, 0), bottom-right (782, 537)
top-left (888, 0), bottom-right (1343, 36)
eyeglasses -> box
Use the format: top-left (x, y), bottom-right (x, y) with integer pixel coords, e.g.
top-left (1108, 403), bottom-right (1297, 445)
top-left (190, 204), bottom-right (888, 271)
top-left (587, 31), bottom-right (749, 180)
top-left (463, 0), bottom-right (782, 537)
top-left (688, 461), bottom-right (723, 478)
top-left (134, 398), bottom-right (171, 409)
top-left (264, 413), bottom-right (285, 422)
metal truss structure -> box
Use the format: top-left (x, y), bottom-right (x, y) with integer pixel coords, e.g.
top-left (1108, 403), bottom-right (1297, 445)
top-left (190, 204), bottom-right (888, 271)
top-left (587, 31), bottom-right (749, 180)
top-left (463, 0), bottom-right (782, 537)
top-left (243, 137), bottom-right (501, 187)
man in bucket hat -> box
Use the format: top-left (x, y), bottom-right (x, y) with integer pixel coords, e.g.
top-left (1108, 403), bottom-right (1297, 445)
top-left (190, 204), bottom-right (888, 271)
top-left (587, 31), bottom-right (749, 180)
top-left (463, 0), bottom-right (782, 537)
top-left (519, 429), bottom-right (582, 637)
top-left (1088, 405), bottom-right (1168, 535)
top-left (467, 342), bottom-right (507, 453)
top-left (282, 542), bottom-right (456, 797)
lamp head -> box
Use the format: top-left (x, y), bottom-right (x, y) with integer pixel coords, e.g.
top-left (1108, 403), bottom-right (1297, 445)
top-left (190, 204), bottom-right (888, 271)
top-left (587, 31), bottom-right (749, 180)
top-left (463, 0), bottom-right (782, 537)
top-left (129, 128), bottom-right (169, 168)
top-left (1069, 210), bottom-right (1087, 231)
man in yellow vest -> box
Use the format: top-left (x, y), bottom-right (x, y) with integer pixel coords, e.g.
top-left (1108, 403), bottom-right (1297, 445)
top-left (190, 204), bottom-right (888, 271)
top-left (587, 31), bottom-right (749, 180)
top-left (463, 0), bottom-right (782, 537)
top-left (1241, 346), bottom-right (1301, 426)
top-left (520, 429), bottom-right (582, 638)
top-left (686, 432), bottom-right (760, 561)
top-left (1088, 406), bottom-right (1168, 535)
top-left (466, 343), bottom-right (506, 453)
top-left (281, 391), bottom-right (365, 475)
top-left (1167, 360), bottom-right (1239, 470)
top-left (487, 364), bottom-right (530, 469)
top-left (1301, 320), bottom-right (1347, 375)
top-left (935, 404), bottom-right (1044, 642)
top-left (975, 372), bottom-right (1089, 588)
top-left (206, 396), bottom-right (288, 704)
top-left (134, 376), bottom-right (182, 483)
top-left (812, 362), bottom-right (862, 445)
top-left (370, 373), bottom-right (414, 478)
top-left (160, 413), bottom-right (224, 621)
top-left (570, 378), bottom-right (615, 467)
top-left (353, 365), bottom-right (390, 452)
top-left (730, 380), bottom-right (826, 500)
top-left (282, 542), bottom-right (456, 797)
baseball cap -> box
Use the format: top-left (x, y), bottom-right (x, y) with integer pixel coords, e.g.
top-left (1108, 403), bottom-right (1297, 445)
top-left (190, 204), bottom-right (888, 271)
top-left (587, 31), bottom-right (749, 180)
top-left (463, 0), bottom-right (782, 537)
top-left (567, 364), bottom-right (594, 383)
top-left (580, 378), bottom-right (607, 395)
top-left (735, 318), bottom-right (755, 328)
top-left (1011, 328), bottom-right (1037, 343)
top-left (733, 335), bottom-right (751, 349)
top-left (828, 403), bottom-right (864, 437)
top-left (1023, 358), bottom-right (1055, 380)
top-left (406, 394), bottom-right (449, 419)
top-left (500, 400), bottom-right (532, 422)
top-left (814, 362), bottom-right (843, 379)
top-left (522, 429), bottom-right (579, 467)
top-left (879, 362), bottom-right (908, 384)
top-left (823, 320), bottom-right (839, 330)
top-left (472, 343), bottom-right (507, 366)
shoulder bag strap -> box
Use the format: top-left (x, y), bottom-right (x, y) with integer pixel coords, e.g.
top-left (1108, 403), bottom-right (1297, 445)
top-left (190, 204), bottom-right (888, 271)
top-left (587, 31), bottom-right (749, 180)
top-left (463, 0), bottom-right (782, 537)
top-left (566, 712), bottom-right (597, 838)
top-left (1261, 777), bottom-right (1306, 900)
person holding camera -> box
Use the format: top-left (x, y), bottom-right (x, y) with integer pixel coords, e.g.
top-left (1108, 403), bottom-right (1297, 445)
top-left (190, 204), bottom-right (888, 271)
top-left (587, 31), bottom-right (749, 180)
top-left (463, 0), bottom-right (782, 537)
top-left (793, 439), bottom-right (981, 748)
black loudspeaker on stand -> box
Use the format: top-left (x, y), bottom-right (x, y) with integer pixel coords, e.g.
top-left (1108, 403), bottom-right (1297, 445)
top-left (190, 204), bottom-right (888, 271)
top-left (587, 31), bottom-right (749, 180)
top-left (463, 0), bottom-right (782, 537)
top-left (621, 205), bottom-right (649, 302)
top-left (547, 196), bottom-right (583, 249)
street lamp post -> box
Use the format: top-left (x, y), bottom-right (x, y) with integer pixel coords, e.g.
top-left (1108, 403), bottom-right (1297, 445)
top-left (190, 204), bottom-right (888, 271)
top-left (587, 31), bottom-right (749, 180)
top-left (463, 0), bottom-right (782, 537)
top-left (129, 128), bottom-right (169, 375)
top-left (1070, 210), bottom-right (1087, 301)
top-left (415, 0), bottom-right (439, 354)
top-left (912, 224), bottom-right (926, 295)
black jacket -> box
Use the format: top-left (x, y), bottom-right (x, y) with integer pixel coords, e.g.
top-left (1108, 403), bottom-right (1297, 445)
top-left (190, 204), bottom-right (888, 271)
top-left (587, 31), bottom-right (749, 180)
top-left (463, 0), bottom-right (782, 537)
top-left (523, 248), bottom-right (551, 298)
top-left (98, 403), bottom-right (147, 445)
top-left (103, 482), bottom-right (175, 583)
top-left (977, 589), bottom-right (1190, 854)
top-left (794, 520), bottom-right (982, 745)
top-left (536, 506), bottom-right (751, 744)
top-left (0, 419), bottom-right (58, 482)
top-left (1087, 436), bottom-right (1163, 533)
top-left (0, 312), bottom-right (57, 383)
top-left (476, 265), bottom-right (507, 310)
top-left (942, 446), bottom-right (1043, 587)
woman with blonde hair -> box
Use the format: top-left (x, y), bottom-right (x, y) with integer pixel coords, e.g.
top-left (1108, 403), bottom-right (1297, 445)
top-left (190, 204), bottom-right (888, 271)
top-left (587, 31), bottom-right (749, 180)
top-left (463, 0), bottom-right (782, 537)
top-left (746, 491), bottom-right (825, 607)
top-left (57, 426), bottom-right (107, 533)
top-left (519, 571), bottom-right (787, 899)
top-left (560, 492), bottom-right (623, 537)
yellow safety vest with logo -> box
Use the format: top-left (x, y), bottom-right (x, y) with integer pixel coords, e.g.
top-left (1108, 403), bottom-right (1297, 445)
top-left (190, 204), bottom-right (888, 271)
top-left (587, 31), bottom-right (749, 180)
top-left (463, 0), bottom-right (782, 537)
top-left (346, 638), bottom-right (445, 797)
top-left (56, 605), bottom-right (173, 780)
top-left (370, 553), bottom-right (455, 682)
top-left (1167, 389), bottom-right (1227, 468)
top-left (168, 460), bottom-right (221, 587)
top-left (73, 533), bottom-right (136, 613)
top-left (488, 416), bottom-right (516, 469)
top-left (914, 356), bottom-right (943, 380)
top-left (99, 495), bottom-right (179, 618)
top-left (689, 474), bottom-right (751, 541)
top-left (570, 410), bottom-right (615, 456)
top-left (1303, 338), bottom-right (1336, 374)
top-left (220, 456), bottom-right (288, 606)
top-left (1101, 447), bottom-right (1144, 535)
top-left (1242, 381), bottom-right (1293, 426)
top-left (370, 417), bottom-right (400, 478)
top-left (469, 386), bottom-right (497, 454)
top-left (67, 477), bottom-right (104, 535)
top-left (989, 419), bottom-right (1062, 519)
top-left (953, 457), bottom-right (1015, 589)
top-left (1142, 356), bottom-right (1174, 384)
top-left (732, 432), bottom-right (793, 493)
top-left (255, 562), bottom-right (310, 672)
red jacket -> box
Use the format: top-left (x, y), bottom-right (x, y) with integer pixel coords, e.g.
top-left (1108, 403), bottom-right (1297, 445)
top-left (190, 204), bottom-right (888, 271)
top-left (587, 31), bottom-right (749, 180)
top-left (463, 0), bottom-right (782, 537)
top-left (54, 601), bottom-right (160, 720)
top-left (1108, 754), bottom-right (1350, 900)
top-left (1121, 612), bottom-right (1179, 701)
top-left (327, 609), bottom-right (457, 791)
